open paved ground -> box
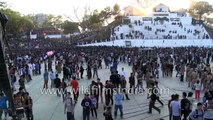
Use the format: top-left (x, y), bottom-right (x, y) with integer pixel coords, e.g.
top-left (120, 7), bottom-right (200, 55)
top-left (12, 62), bottom-right (203, 120)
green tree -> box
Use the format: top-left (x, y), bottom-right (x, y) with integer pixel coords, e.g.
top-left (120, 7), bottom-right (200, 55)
top-left (62, 20), bottom-right (80, 34)
top-left (188, 1), bottom-right (213, 21)
top-left (1, 9), bottom-right (34, 37)
top-left (206, 18), bottom-right (213, 25)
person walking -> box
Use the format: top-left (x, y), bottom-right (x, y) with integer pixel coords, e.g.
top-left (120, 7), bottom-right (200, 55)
top-left (148, 83), bottom-right (161, 114)
top-left (81, 94), bottom-right (92, 120)
top-left (64, 92), bottom-right (75, 120)
top-left (70, 77), bottom-right (79, 103)
top-left (114, 89), bottom-right (123, 119)
top-left (43, 69), bottom-right (49, 89)
top-left (155, 81), bottom-right (164, 106)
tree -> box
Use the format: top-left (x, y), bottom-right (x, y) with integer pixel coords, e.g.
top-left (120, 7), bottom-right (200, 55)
top-left (62, 20), bottom-right (80, 34)
top-left (206, 18), bottom-right (213, 25)
top-left (0, 2), bottom-right (7, 9)
top-left (112, 4), bottom-right (120, 15)
top-left (1, 9), bottom-right (34, 37)
top-left (188, 1), bottom-right (213, 21)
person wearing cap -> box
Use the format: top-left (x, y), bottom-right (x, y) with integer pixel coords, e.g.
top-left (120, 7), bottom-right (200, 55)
top-left (81, 94), bottom-right (92, 120)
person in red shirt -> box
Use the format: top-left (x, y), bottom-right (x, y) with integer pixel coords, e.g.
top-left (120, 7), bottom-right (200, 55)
top-left (70, 76), bottom-right (79, 103)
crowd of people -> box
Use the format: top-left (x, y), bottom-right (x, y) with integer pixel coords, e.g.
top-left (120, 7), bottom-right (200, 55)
top-left (1, 46), bottom-right (213, 120)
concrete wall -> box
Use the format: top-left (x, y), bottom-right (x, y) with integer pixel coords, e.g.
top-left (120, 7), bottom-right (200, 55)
top-left (81, 39), bottom-right (213, 47)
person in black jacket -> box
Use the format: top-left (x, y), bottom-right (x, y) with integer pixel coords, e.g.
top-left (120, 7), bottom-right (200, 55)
top-left (148, 83), bottom-right (161, 114)
top-left (54, 74), bottom-right (61, 97)
top-left (129, 73), bottom-right (135, 94)
top-left (103, 106), bottom-right (113, 120)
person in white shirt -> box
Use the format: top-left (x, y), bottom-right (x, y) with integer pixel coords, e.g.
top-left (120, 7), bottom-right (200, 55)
top-left (170, 94), bottom-right (181, 120)
top-left (120, 67), bottom-right (126, 78)
top-left (194, 80), bottom-right (201, 100)
top-left (49, 69), bottom-right (56, 88)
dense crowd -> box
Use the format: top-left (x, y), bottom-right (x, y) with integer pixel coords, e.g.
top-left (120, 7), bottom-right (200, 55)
top-left (1, 46), bottom-right (213, 120)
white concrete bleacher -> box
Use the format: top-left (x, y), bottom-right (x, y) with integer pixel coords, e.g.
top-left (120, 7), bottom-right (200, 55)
top-left (113, 16), bottom-right (210, 40)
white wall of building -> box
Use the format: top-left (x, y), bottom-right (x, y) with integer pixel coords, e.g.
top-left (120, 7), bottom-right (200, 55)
top-left (45, 34), bottom-right (62, 39)
top-left (30, 34), bottom-right (37, 39)
top-left (81, 39), bottom-right (213, 47)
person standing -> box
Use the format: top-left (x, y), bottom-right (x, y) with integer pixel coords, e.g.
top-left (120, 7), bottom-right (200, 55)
top-left (50, 69), bottom-right (56, 88)
top-left (120, 68), bottom-right (126, 77)
top-left (189, 102), bottom-right (204, 120)
top-left (194, 80), bottom-right (201, 100)
top-left (203, 97), bottom-right (213, 120)
top-left (80, 65), bottom-right (84, 79)
top-left (19, 75), bottom-right (27, 92)
top-left (70, 77), bottom-right (79, 103)
top-left (0, 93), bottom-right (7, 120)
top-left (64, 92), bottom-right (75, 120)
top-left (90, 95), bottom-right (97, 118)
top-left (168, 94), bottom-right (175, 120)
top-left (61, 78), bottom-right (67, 102)
top-left (181, 92), bottom-right (191, 120)
top-left (81, 94), bottom-right (92, 120)
top-left (114, 89), bottom-right (123, 119)
top-left (103, 106), bottom-right (113, 120)
top-left (93, 62), bottom-right (98, 78)
top-left (43, 69), bottom-right (49, 89)
top-left (120, 76), bottom-right (130, 100)
top-left (136, 71), bottom-right (145, 93)
top-left (96, 78), bottom-right (104, 104)
top-left (180, 65), bottom-right (185, 82)
top-left (129, 73), bottom-right (135, 94)
top-left (54, 74), bottom-right (61, 97)
top-left (24, 92), bottom-right (33, 120)
top-left (170, 94), bottom-right (181, 120)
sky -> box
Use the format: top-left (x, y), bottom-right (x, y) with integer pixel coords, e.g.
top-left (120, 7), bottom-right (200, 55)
top-left (2, 0), bottom-right (213, 20)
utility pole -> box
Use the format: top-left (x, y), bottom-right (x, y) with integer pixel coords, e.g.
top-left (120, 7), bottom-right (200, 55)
top-left (0, 12), bottom-right (16, 119)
